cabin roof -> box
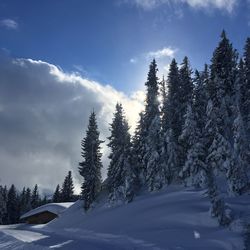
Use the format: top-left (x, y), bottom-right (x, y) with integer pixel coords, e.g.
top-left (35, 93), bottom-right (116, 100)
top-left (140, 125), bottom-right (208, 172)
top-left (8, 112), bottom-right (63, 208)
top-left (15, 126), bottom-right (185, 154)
top-left (20, 202), bottom-right (74, 220)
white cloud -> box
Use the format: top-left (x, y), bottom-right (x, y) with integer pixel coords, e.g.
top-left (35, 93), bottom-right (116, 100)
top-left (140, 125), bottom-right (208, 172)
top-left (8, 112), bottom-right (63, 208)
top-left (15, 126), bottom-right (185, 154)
top-left (73, 64), bottom-right (87, 74)
top-left (182, 0), bottom-right (237, 13)
top-left (131, 0), bottom-right (167, 10)
top-left (130, 90), bottom-right (146, 103)
top-left (147, 47), bottom-right (176, 59)
top-left (0, 57), bottom-right (144, 194)
top-left (130, 58), bottom-right (138, 64)
top-left (0, 19), bottom-right (18, 30)
top-left (126, 0), bottom-right (237, 13)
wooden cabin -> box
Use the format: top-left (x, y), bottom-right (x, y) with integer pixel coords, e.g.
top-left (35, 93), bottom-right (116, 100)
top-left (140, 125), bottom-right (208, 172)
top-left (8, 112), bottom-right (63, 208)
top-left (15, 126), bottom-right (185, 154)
top-left (22, 211), bottom-right (58, 224)
top-left (20, 202), bottom-right (74, 224)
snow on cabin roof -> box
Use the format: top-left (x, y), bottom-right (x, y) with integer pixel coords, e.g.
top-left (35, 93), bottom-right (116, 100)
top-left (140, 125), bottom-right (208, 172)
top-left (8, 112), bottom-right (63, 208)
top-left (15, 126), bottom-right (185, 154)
top-left (20, 202), bottom-right (74, 220)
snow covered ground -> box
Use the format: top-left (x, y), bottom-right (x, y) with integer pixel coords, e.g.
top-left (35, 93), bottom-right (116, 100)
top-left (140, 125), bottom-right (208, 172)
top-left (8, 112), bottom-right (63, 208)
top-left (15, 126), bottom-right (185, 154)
top-left (0, 186), bottom-right (248, 250)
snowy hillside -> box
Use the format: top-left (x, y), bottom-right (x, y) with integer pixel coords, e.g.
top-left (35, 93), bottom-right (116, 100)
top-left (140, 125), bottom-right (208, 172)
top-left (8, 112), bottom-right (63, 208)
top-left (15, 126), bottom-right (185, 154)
top-left (0, 185), bottom-right (248, 250)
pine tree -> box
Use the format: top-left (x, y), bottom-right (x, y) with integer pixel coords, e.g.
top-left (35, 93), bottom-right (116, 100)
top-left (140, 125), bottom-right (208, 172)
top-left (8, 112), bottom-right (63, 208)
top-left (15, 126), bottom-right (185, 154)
top-left (25, 187), bottom-right (32, 212)
top-left (179, 56), bottom-right (193, 122)
top-left (1, 186), bottom-right (8, 224)
top-left (206, 31), bottom-right (239, 186)
top-left (242, 38), bottom-right (250, 136)
top-left (160, 76), bottom-right (167, 130)
top-left (7, 185), bottom-right (19, 224)
top-left (165, 128), bottom-right (179, 183)
top-left (206, 168), bottom-right (232, 226)
top-left (179, 103), bottom-right (200, 182)
top-left (19, 187), bottom-right (27, 215)
top-left (182, 139), bottom-right (207, 188)
top-left (160, 75), bottom-right (172, 183)
top-left (61, 171), bottom-right (74, 202)
top-left (238, 58), bottom-right (245, 112)
top-left (207, 129), bottom-right (233, 175)
top-left (193, 66), bottom-right (208, 132)
top-left (0, 187), bottom-right (3, 224)
top-left (176, 57), bottom-right (194, 177)
top-left (179, 104), bottom-right (196, 156)
top-left (179, 67), bottom-right (209, 187)
top-left (79, 111), bottom-right (103, 210)
top-left (40, 196), bottom-right (48, 206)
top-left (204, 100), bottom-right (232, 226)
top-left (53, 184), bottom-right (61, 203)
top-left (123, 118), bottom-right (137, 202)
top-left (107, 103), bottom-right (135, 203)
top-left (162, 59), bottom-right (182, 182)
top-left (160, 75), bottom-right (167, 104)
top-left (31, 184), bottom-right (40, 209)
top-left (131, 112), bottom-right (146, 187)
top-left (143, 59), bottom-right (165, 191)
top-left (209, 30), bottom-right (237, 140)
top-left (164, 59), bottom-right (182, 138)
top-left (227, 105), bottom-right (249, 195)
top-left (240, 38), bottom-right (250, 168)
top-left (210, 30), bottom-right (237, 100)
top-left (0, 186), bottom-right (7, 224)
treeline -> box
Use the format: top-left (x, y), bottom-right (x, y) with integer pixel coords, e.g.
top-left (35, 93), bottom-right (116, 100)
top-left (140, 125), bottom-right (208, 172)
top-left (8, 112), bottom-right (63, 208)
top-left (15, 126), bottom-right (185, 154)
top-left (0, 171), bottom-right (77, 224)
top-left (79, 31), bottom-right (250, 226)
top-left (0, 184), bottom-right (46, 224)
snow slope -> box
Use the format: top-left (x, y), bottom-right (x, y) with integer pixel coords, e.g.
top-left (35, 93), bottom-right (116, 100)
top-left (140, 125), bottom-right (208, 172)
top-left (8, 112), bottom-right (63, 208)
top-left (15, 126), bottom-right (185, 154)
top-left (0, 186), bottom-right (248, 249)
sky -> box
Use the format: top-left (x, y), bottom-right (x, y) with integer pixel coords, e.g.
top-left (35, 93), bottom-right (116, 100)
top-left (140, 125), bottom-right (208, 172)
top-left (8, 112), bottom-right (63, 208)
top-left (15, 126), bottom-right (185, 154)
top-left (0, 0), bottom-right (250, 195)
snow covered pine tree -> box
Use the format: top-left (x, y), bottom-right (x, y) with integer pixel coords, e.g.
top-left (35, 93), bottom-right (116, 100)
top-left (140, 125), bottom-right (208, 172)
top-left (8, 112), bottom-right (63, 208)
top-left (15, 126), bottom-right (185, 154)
top-left (79, 112), bottom-right (103, 210)
top-left (142, 59), bottom-right (165, 191)
top-left (107, 103), bottom-right (136, 203)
